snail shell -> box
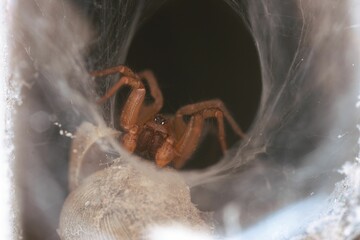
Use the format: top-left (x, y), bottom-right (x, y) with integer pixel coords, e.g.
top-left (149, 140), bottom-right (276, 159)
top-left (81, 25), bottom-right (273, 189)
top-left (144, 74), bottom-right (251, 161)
top-left (59, 161), bottom-right (211, 239)
top-left (59, 123), bottom-right (212, 239)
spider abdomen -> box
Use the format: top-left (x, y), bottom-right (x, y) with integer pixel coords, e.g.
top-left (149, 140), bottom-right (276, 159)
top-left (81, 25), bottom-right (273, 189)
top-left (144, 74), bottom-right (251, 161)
top-left (135, 126), bottom-right (168, 160)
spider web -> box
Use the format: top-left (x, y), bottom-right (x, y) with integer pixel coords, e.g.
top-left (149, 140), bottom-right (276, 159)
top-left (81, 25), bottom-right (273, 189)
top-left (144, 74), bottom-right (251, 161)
top-left (8, 0), bottom-right (360, 239)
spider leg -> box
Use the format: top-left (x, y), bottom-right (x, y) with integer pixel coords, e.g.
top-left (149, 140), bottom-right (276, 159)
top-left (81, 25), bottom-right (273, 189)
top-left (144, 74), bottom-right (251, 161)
top-left (91, 65), bottom-right (146, 127)
top-left (92, 66), bottom-right (147, 152)
top-left (91, 65), bottom-right (137, 78)
top-left (137, 70), bottom-right (164, 124)
top-left (172, 113), bottom-right (204, 169)
top-left (91, 65), bottom-right (139, 104)
top-left (172, 99), bottom-right (246, 168)
top-left (92, 67), bottom-right (163, 119)
top-left (113, 76), bottom-right (146, 152)
top-left (176, 99), bottom-right (246, 139)
top-left (94, 75), bottom-right (145, 119)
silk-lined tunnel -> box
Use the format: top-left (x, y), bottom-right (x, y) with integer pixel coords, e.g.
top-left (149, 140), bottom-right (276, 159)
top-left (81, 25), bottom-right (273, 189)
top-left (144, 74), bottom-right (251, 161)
top-left (17, 0), bottom-right (262, 239)
top-left (124, 0), bottom-right (262, 169)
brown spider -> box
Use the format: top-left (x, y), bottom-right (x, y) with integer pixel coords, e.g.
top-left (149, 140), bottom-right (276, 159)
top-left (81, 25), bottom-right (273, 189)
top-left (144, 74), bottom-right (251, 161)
top-left (92, 65), bottom-right (246, 169)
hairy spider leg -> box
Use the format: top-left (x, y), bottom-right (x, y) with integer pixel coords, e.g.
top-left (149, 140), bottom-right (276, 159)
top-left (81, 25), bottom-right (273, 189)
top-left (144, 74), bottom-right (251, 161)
top-left (172, 99), bottom-right (246, 168)
top-left (92, 66), bottom-right (164, 121)
top-left (91, 66), bottom-right (146, 152)
top-left (155, 136), bottom-right (178, 168)
top-left (91, 66), bottom-right (165, 153)
top-left (91, 65), bottom-right (138, 104)
top-left (137, 70), bottom-right (164, 124)
top-left (176, 99), bottom-right (246, 139)
top-left (172, 113), bottom-right (204, 169)
top-left (91, 65), bottom-right (137, 79)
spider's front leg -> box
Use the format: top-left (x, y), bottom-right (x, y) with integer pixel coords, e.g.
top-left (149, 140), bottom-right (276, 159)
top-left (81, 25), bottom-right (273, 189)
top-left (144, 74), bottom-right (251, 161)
top-left (172, 99), bottom-right (246, 169)
top-left (91, 65), bottom-right (146, 152)
top-left (91, 66), bottom-right (165, 154)
top-left (137, 70), bottom-right (164, 124)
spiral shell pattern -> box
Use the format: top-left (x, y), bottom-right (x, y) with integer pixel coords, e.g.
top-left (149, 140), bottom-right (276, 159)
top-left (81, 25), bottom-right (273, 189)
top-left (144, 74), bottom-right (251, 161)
top-left (58, 161), bottom-right (211, 239)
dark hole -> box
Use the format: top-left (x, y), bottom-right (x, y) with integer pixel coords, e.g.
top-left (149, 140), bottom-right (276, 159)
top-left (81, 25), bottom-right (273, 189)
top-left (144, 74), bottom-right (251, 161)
top-left (126, 0), bottom-right (261, 169)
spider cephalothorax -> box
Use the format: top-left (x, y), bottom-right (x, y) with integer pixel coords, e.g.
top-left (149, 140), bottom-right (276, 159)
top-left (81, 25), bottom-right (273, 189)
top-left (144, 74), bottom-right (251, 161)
top-left (134, 114), bottom-right (172, 161)
top-left (92, 65), bottom-right (245, 168)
